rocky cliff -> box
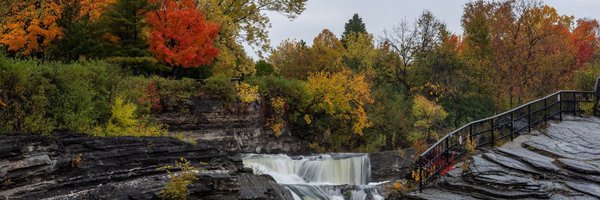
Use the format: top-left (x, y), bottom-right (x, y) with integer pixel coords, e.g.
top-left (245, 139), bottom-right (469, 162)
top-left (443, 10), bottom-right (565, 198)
top-left (0, 133), bottom-right (293, 200)
top-left (156, 96), bottom-right (310, 155)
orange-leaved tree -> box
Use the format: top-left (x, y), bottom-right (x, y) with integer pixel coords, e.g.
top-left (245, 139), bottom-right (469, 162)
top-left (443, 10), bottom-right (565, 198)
top-left (570, 19), bottom-right (599, 69)
top-left (146, 0), bottom-right (220, 68)
top-left (0, 1), bottom-right (63, 56)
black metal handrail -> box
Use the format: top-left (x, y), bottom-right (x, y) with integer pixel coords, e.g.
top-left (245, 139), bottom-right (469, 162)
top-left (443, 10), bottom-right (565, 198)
top-left (414, 89), bottom-right (598, 192)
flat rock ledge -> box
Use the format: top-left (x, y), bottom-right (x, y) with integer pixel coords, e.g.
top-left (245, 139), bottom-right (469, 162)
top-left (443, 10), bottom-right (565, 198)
top-left (407, 116), bottom-right (600, 200)
top-left (0, 133), bottom-right (292, 200)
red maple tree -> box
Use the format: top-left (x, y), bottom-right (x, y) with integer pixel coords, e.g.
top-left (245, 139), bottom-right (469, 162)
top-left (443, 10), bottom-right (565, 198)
top-left (146, 0), bottom-right (220, 68)
top-left (570, 19), bottom-right (599, 68)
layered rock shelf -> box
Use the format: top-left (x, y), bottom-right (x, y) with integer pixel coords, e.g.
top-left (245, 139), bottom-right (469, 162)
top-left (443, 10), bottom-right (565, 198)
top-left (156, 96), bottom-right (309, 155)
top-left (409, 116), bottom-right (600, 199)
top-left (0, 133), bottom-right (291, 200)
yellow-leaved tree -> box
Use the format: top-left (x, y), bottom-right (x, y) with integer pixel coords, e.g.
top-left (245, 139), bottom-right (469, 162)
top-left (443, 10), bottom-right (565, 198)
top-left (410, 94), bottom-right (448, 152)
top-left (304, 70), bottom-right (373, 140)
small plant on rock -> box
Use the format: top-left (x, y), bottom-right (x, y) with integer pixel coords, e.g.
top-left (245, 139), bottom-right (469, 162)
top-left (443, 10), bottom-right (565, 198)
top-left (462, 136), bottom-right (477, 173)
top-left (159, 158), bottom-right (199, 200)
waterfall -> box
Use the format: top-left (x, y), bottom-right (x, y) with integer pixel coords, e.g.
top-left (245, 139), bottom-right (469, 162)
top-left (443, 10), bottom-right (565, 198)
top-left (242, 153), bottom-right (384, 200)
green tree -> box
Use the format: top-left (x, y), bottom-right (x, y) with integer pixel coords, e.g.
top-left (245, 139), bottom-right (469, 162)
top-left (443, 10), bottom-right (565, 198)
top-left (343, 32), bottom-right (376, 78)
top-left (342, 13), bottom-right (367, 46)
top-left (101, 0), bottom-right (150, 57)
top-left (255, 60), bottom-right (275, 76)
top-left (410, 95), bottom-right (447, 145)
top-left (48, 1), bottom-right (110, 60)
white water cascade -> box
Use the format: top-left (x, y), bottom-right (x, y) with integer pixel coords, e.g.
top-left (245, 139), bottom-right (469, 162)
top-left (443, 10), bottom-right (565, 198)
top-left (242, 153), bottom-right (384, 200)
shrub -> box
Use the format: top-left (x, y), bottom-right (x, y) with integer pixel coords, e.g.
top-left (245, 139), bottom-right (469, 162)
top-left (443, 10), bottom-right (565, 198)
top-left (573, 63), bottom-right (600, 91)
top-left (0, 59), bottom-right (54, 134)
top-left (0, 57), bottom-right (168, 137)
top-left (159, 158), bottom-right (199, 200)
top-left (154, 77), bottom-right (199, 109)
top-left (235, 82), bottom-right (259, 104)
top-left (105, 56), bottom-right (171, 76)
top-left (200, 75), bottom-right (236, 101)
top-left (0, 58), bottom-right (123, 134)
top-left (93, 96), bottom-right (165, 137)
top-left (255, 60), bottom-right (275, 76)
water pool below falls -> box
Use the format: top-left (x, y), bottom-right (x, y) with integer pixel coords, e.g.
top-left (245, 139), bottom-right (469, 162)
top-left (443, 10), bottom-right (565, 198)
top-left (242, 153), bottom-right (384, 200)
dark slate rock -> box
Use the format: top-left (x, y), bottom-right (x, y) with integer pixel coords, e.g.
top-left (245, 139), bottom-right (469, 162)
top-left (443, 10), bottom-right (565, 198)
top-left (558, 158), bottom-right (600, 175)
top-left (0, 133), bottom-right (293, 200)
top-left (369, 149), bottom-right (416, 182)
top-left (565, 181), bottom-right (600, 198)
top-left (496, 147), bottom-right (561, 173)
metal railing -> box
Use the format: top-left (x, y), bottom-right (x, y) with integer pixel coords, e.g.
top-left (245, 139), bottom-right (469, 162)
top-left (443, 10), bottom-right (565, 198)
top-left (415, 88), bottom-right (599, 192)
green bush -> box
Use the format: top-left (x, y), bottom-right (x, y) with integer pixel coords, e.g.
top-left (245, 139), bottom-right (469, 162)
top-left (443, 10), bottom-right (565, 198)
top-left (255, 60), bottom-right (275, 76)
top-left (0, 59), bottom-right (55, 134)
top-left (105, 57), bottom-right (171, 76)
top-left (573, 63), bottom-right (600, 91)
top-left (154, 77), bottom-right (199, 109)
top-left (159, 158), bottom-right (199, 200)
top-left (0, 57), bottom-right (171, 136)
top-left (200, 75), bottom-right (236, 101)
top-left (93, 96), bottom-right (165, 137)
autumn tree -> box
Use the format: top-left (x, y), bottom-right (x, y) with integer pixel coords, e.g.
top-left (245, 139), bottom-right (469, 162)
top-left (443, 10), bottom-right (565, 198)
top-left (269, 39), bottom-right (314, 79)
top-left (311, 29), bottom-right (346, 73)
top-left (196, 0), bottom-right (307, 77)
top-left (570, 19), bottom-right (600, 69)
top-left (461, 1), bottom-right (584, 108)
top-left (410, 95), bottom-right (448, 151)
top-left (303, 70), bottom-right (373, 150)
top-left (0, 1), bottom-right (63, 57)
top-left (146, 0), bottom-right (220, 68)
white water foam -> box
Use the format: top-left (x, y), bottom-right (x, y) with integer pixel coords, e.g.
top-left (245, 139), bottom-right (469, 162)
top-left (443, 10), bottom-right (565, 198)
top-left (242, 153), bottom-right (384, 200)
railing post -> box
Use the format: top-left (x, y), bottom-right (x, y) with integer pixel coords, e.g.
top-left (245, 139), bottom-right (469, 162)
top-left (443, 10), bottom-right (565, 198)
top-left (418, 159), bottom-right (423, 193)
top-left (527, 104), bottom-right (531, 133)
top-left (559, 93), bottom-right (563, 121)
top-left (444, 138), bottom-right (449, 165)
top-left (469, 124), bottom-right (473, 145)
top-left (510, 111), bottom-right (514, 141)
top-left (594, 77), bottom-right (600, 116)
top-left (543, 98), bottom-right (547, 124)
top-left (490, 119), bottom-right (495, 147)
top-left (574, 92), bottom-right (577, 116)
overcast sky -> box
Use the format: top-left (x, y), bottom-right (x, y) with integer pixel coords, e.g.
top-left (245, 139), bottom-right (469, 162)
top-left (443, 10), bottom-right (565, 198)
top-left (245, 0), bottom-right (600, 59)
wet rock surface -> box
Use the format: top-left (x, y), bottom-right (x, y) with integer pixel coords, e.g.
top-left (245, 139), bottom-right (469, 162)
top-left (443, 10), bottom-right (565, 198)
top-left (408, 116), bottom-right (600, 199)
top-left (369, 149), bottom-right (416, 182)
top-left (0, 133), bottom-right (292, 200)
